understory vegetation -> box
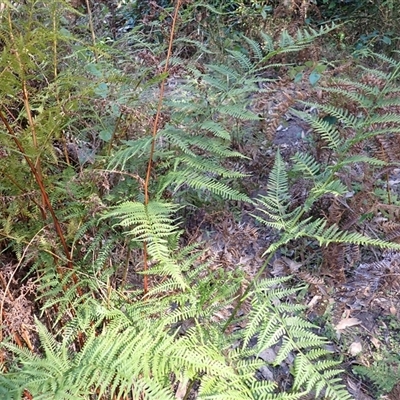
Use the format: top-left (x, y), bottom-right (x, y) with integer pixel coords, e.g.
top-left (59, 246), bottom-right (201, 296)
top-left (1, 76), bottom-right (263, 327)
top-left (1, 0), bottom-right (400, 399)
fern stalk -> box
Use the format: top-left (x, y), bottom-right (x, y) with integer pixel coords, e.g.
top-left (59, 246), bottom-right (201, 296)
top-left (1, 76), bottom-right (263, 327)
top-left (84, 0), bottom-right (98, 62)
top-left (0, 109), bottom-right (73, 271)
top-left (142, 0), bottom-right (182, 294)
top-left (5, 11), bottom-right (46, 216)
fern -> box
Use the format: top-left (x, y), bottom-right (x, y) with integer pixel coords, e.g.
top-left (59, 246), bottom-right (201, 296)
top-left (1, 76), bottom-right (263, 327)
top-left (353, 356), bottom-right (400, 396)
top-left (255, 149), bottom-right (400, 255)
top-left (1, 267), bottom-right (352, 400)
top-left (0, 3), bottom-right (356, 399)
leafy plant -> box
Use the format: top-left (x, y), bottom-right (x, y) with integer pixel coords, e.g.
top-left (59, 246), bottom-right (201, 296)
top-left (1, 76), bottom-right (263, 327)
top-left (2, 0), bottom-right (400, 399)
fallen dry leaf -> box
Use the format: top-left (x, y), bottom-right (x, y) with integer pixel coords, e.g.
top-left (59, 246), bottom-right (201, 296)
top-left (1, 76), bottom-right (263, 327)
top-left (307, 295), bottom-right (322, 309)
top-left (370, 336), bottom-right (381, 349)
top-left (334, 317), bottom-right (361, 332)
top-left (349, 341), bottom-right (363, 356)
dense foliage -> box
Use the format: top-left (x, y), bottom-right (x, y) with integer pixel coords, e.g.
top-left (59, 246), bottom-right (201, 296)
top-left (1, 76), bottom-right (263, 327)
top-left (1, 0), bottom-right (400, 399)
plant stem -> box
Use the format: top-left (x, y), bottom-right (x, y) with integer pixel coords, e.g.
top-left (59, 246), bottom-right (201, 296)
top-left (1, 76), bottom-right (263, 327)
top-left (142, 0), bottom-right (182, 294)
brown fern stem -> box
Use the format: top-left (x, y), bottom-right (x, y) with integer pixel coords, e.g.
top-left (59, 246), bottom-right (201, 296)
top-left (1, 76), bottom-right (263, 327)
top-left (0, 109), bottom-right (73, 271)
top-left (6, 11), bottom-right (47, 216)
top-left (142, 0), bottom-right (182, 294)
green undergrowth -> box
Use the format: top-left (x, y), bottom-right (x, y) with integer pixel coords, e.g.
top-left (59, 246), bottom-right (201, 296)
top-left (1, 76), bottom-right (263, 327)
top-left (1, 0), bottom-right (400, 399)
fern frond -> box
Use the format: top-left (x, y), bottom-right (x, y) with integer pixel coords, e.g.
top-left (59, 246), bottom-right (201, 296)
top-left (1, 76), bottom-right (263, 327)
top-left (159, 169), bottom-right (250, 201)
top-left (240, 277), bottom-right (352, 399)
top-left (207, 63), bottom-right (242, 82)
top-left (104, 201), bottom-right (179, 237)
top-left (291, 152), bottom-right (321, 179)
top-left (293, 353), bottom-right (352, 400)
top-left (242, 35), bottom-right (264, 62)
top-left (298, 101), bottom-right (360, 128)
top-left (318, 86), bottom-right (374, 108)
top-left (200, 120), bottom-right (232, 140)
top-left (219, 104), bottom-right (260, 120)
top-left (332, 155), bottom-right (387, 169)
top-left (161, 126), bottom-right (245, 159)
top-left (181, 154), bottom-right (247, 177)
top-left (101, 200), bottom-right (189, 288)
top-left (298, 113), bottom-right (345, 151)
top-left (329, 78), bottom-right (381, 97)
top-left (107, 136), bottom-right (153, 170)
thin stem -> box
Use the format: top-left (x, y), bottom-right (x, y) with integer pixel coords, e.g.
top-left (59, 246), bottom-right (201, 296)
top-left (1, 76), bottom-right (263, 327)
top-left (85, 0), bottom-right (98, 62)
top-left (7, 12), bottom-right (46, 212)
top-left (0, 109), bottom-right (73, 270)
top-left (223, 250), bottom-right (276, 332)
top-left (142, 0), bottom-right (182, 294)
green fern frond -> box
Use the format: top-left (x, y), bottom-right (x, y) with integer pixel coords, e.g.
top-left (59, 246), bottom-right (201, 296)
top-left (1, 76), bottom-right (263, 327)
top-left (101, 201), bottom-right (189, 288)
top-left (309, 178), bottom-right (348, 201)
top-left (107, 136), bottom-right (153, 170)
top-left (296, 23), bottom-right (338, 43)
top-left (293, 353), bottom-right (352, 400)
top-left (374, 96), bottom-right (400, 108)
top-left (298, 113), bottom-right (345, 151)
top-left (298, 101), bottom-right (360, 128)
top-left (228, 51), bottom-right (256, 75)
top-left (161, 126), bottom-right (244, 159)
top-left (181, 154), bottom-right (247, 177)
top-left (219, 104), bottom-right (260, 120)
top-left (362, 51), bottom-right (400, 68)
top-left (239, 276), bottom-right (351, 399)
top-left (159, 169), bottom-right (250, 201)
top-left (200, 120), bottom-right (232, 140)
top-left (318, 86), bottom-right (374, 108)
top-left (201, 74), bottom-right (231, 92)
top-left (332, 155), bottom-right (387, 169)
top-left (207, 63), bottom-right (242, 81)
top-left (291, 152), bottom-right (321, 179)
top-left (104, 201), bottom-right (179, 238)
top-left (329, 78), bottom-right (381, 97)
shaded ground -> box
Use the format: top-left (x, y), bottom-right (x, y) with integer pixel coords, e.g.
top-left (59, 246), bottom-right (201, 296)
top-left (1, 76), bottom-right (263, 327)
top-left (181, 88), bottom-right (400, 399)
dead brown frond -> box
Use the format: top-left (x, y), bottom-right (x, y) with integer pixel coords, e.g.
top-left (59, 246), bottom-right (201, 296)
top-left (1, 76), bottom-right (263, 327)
top-left (273, 0), bottom-right (320, 25)
top-left (373, 134), bottom-right (400, 163)
top-left (0, 263), bottom-right (37, 360)
top-left (339, 252), bottom-right (400, 312)
top-left (253, 81), bottom-right (307, 142)
top-left (321, 243), bottom-right (346, 282)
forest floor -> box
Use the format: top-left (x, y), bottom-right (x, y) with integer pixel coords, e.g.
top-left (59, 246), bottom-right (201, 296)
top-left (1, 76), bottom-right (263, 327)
top-left (180, 82), bottom-right (400, 399)
top-left (2, 67), bottom-right (400, 400)
top-left (2, 3), bottom-right (400, 398)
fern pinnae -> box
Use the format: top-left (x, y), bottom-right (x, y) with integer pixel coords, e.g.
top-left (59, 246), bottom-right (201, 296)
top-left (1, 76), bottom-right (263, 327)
top-left (227, 48), bottom-right (255, 73)
top-left (200, 120), bottom-right (232, 140)
top-left (206, 63), bottom-right (242, 81)
top-left (301, 114), bottom-right (345, 151)
top-left (180, 155), bottom-right (247, 177)
top-left (291, 152), bottom-right (321, 179)
top-left (219, 103), bottom-right (260, 120)
top-left (364, 113), bottom-right (400, 127)
top-left (374, 96), bottom-right (400, 108)
top-left (160, 169), bottom-right (250, 201)
top-left (263, 150), bottom-right (290, 205)
top-left (337, 153), bottom-right (388, 165)
top-left (319, 85), bottom-right (375, 109)
top-left (296, 101), bottom-right (359, 129)
top-left (107, 136), bottom-right (154, 171)
top-left (241, 35), bottom-right (264, 63)
top-left (329, 77), bottom-right (382, 97)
